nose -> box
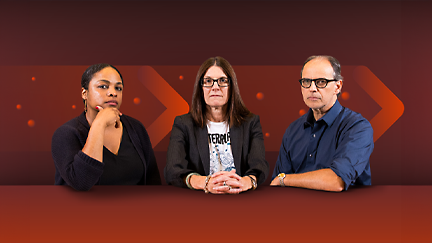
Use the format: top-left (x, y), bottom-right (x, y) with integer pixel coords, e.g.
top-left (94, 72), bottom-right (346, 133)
top-left (309, 81), bottom-right (318, 91)
top-left (108, 87), bottom-right (117, 97)
top-left (211, 82), bottom-right (221, 91)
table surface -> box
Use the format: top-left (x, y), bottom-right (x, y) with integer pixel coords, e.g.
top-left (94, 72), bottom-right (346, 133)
top-left (0, 185), bottom-right (430, 243)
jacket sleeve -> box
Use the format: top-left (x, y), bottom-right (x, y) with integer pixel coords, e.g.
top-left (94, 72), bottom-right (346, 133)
top-left (164, 116), bottom-right (195, 188)
top-left (51, 124), bottom-right (104, 191)
top-left (243, 115), bottom-right (269, 185)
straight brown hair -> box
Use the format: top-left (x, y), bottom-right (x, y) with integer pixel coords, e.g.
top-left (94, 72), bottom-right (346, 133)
top-left (191, 56), bottom-right (251, 128)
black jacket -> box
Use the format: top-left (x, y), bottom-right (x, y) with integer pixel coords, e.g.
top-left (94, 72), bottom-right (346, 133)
top-left (164, 113), bottom-right (269, 187)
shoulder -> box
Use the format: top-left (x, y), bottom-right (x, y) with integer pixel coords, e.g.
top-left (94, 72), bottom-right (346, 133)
top-left (53, 114), bottom-right (87, 138)
top-left (173, 113), bottom-right (195, 127)
top-left (52, 113), bottom-right (89, 147)
top-left (339, 106), bottom-right (372, 130)
top-left (239, 113), bottom-right (260, 126)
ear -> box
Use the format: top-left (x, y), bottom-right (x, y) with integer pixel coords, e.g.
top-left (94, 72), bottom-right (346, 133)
top-left (81, 87), bottom-right (87, 100)
top-left (335, 80), bottom-right (343, 95)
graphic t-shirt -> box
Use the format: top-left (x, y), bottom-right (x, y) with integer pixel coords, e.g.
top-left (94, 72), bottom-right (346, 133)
top-left (207, 120), bottom-right (235, 175)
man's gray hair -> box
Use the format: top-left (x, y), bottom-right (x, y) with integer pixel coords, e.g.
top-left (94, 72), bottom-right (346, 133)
top-left (301, 55), bottom-right (344, 81)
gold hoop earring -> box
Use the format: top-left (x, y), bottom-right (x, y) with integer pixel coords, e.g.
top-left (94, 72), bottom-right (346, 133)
top-left (84, 100), bottom-right (87, 113)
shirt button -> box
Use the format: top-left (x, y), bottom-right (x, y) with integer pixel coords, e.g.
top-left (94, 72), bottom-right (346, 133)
top-left (313, 134), bottom-right (316, 138)
top-left (309, 154), bottom-right (312, 157)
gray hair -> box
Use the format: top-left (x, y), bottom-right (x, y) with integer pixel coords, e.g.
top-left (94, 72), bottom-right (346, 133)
top-left (300, 55), bottom-right (343, 81)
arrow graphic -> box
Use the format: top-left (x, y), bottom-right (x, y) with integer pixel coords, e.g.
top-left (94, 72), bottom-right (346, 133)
top-left (353, 66), bottom-right (404, 142)
top-left (138, 66), bottom-right (190, 148)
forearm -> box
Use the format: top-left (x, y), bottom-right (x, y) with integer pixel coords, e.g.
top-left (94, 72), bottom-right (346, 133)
top-left (81, 121), bottom-right (106, 162)
top-left (283, 169), bottom-right (345, 192)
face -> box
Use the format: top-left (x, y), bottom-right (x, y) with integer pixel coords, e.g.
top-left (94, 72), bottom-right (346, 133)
top-left (202, 65), bottom-right (229, 108)
top-left (82, 67), bottom-right (123, 113)
top-left (301, 59), bottom-right (342, 113)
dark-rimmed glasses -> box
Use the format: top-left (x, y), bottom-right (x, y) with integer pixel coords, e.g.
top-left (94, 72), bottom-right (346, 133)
top-left (201, 77), bottom-right (230, 87)
top-left (299, 78), bottom-right (338, 89)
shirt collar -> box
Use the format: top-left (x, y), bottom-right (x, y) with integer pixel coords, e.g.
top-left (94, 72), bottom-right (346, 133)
top-left (304, 100), bottom-right (342, 128)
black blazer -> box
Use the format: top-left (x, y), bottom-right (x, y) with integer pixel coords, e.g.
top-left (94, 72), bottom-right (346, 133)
top-left (164, 113), bottom-right (269, 187)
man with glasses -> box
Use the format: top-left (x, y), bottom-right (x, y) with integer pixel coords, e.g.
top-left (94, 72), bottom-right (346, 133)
top-left (270, 55), bottom-right (373, 191)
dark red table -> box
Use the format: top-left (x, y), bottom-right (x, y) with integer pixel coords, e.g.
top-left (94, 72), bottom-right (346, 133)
top-left (0, 186), bottom-right (430, 243)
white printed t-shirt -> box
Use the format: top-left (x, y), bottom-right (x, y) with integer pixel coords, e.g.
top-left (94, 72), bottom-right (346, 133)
top-left (207, 120), bottom-right (235, 175)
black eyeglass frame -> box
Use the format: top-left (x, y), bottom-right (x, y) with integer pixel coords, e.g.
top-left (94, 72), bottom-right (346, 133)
top-left (201, 77), bottom-right (231, 87)
top-left (299, 78), bottom-right (338, 89)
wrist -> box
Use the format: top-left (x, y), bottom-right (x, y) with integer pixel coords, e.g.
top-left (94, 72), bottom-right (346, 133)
top-left (247, 175), bottom-right (257, 190)
top-left (185, 172), bottom-right (200, 190)
top-left (90, 119), bottom-right (107, 129)
top-left (278, 173), bottom-right (286, 187)
top-left (203, 175), bottom-right (211, 193)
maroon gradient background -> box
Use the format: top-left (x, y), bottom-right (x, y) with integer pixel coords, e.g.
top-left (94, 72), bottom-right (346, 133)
top-left (2, 0), bottom-right (428, 185)
top-left (0, 0), bottom-right (431, 242)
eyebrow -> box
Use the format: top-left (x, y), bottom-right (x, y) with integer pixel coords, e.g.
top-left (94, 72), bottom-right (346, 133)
top-left (204, 76), bottom-right (227, 78)
top-left (97, 79), bottom-right (123, 85)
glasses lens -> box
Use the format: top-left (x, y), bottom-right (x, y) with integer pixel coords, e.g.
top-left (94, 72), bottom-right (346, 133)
top-left (202, 78), bottom-right (213, 87)
top-left (315, 79), bottom-right (328, 88)
top-left (300, 79), bottom-right (311, 88)
top-left (218, 78), bottom-right (229, 87)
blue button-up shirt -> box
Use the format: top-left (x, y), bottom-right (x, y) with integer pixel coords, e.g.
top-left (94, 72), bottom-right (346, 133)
top-left (272, 100), bottom-right (373, 190)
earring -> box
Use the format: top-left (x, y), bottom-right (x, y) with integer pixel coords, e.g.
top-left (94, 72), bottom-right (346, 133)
top-left (84, 100), bottom-right (87, 113)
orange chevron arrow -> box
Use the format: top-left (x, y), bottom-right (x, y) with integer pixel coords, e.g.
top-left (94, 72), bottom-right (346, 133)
top-left (353, 66), bottom-right (404, 142)
top-left (138, 66), bottom-right (189, 148)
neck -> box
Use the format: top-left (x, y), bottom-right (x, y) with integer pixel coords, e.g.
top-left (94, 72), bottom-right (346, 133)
top-left (206, 105), bottom-right (227, 122)
top-left (312, 98), bottom-right (337, 121)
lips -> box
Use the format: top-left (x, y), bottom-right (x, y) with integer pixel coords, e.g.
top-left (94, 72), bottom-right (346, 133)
top-left (105, 100), bottom-right (118, 106)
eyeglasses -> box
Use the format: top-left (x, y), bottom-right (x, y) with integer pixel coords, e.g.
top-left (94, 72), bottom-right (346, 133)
top-left (201, 77), bottom-right (230, 87)
top-left (299, 78), bottom-right (338, 89)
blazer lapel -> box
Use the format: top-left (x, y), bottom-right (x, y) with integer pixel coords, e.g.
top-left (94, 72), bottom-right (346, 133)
top-left (195, 125), bottom-right (210, 175)
top-left (230, 124), bottom-right (243, 173)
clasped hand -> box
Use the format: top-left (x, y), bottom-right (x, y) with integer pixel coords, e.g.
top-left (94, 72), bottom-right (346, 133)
top-left (207, 169), bottom-right (251, 194)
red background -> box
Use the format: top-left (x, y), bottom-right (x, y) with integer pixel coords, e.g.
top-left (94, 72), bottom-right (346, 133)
top-left (1, 0), bottom-right (427, 185)
top-left (0, 0), bottom-right (431, 242)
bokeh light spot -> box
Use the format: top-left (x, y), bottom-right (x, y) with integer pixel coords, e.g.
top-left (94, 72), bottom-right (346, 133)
top-left (16, 104), bottom-right (22, 110)
top-left (72, 105), bottom-right (76, 109)
top-left (179, 75), bottom-right (184, 80)
top-left (265, 133), bottom-right (270, 137)
top-left (31, 77), bottom-right (36, 81)
top-left (299, 109), bottom-right (306, 116)
top-left (256, 92), bottom-right (264, 100)
top-left (341, 91), bottom-right (350, 100)
top-left (133, 97), bottom-right (141, 105)
top-left (28, 119), bottom-right (35, 127)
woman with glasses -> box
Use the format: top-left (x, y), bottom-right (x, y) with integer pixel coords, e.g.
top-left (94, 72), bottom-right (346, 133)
top-left (164, 57), bottom-right (269, 194)
top-left (51, 63), bottom-right (161, 190)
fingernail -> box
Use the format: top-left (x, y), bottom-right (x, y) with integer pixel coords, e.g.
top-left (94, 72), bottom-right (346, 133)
top-left (95, 106), bottom-right (98, 110)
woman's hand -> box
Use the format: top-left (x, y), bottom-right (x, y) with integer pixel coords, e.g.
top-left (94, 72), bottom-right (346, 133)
top-left (81, 106), bottom-right (122, 162)
top-left (190, 170), bottom-right (255, 194)
top-left (93, 105), bottom-right (122, 128)
top-left (209, 169), bottom-right (255, 194)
